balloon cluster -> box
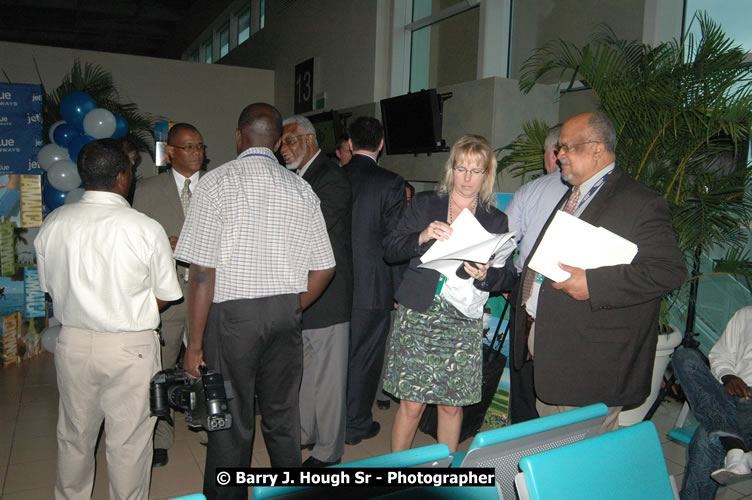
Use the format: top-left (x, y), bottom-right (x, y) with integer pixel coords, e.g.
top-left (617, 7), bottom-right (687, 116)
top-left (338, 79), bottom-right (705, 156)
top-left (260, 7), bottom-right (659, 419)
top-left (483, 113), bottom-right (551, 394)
top-left (38, 91), bottom-right (128, 210)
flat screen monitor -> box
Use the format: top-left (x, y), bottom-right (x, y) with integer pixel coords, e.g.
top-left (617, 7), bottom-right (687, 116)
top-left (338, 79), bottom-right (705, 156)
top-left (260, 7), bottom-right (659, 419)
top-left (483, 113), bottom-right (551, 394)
top-left (380, 89), bottom-right (446, 155)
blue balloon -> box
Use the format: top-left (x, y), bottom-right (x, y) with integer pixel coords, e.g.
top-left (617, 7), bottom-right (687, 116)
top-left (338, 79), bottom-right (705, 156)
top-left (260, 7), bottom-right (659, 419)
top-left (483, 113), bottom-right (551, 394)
top-left (60, 91), bottom-right (96, 131)
top-left (112, 113), bottom-right (128, 138)
top-left (68, 134), bottom-right (96, 163)
top-left (53, 123), bottom-right (80, 148)
top-left (42, 177), bottom-right (67, 211)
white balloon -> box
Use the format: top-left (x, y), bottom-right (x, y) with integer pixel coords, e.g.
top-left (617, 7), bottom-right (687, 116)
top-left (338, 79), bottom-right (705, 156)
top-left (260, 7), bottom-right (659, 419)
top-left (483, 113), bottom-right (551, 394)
top-left (83, 108), bottom-right (117, 139)
top-left (64, 187), bottom-right (85, 204)
top-left (47, 160), bottom-right (82, 192)
top-left (41, 325), bottom-right (61, 353)
top-left (48, 120), bottom-right (66, 143)
top-left (37, 143), bottom-right (71, 171)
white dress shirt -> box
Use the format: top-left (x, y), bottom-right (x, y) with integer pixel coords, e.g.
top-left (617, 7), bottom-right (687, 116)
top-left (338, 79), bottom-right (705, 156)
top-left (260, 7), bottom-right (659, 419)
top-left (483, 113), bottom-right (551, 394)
top-left (35, 191), bottom-right (182, 332)
top-left (172, 168), bottom-right (200, 194)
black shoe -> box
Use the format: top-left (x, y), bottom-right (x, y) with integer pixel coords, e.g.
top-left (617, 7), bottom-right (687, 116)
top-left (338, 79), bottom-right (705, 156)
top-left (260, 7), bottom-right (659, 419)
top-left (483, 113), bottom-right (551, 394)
top-left (301, 443), bottom-right (314, 451)
top-left (345, 421), bottom-right (380, 446)
top-left (302, 456), bottom-right (341, 467)
top-left (377, 400), bottom-right (391, 410)
top-left (152, 448), bottom-right (168, 468)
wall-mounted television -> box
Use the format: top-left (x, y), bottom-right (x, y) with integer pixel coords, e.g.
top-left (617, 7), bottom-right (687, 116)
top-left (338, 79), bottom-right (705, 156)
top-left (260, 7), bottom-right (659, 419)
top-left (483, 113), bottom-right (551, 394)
top-left (380, 89), bottom-right (449, 155)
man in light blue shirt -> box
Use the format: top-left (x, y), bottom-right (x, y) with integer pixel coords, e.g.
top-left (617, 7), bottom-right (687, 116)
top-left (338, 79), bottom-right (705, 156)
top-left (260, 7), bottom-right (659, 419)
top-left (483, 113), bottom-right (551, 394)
top-left (505, 124), bottom-right (568, 423)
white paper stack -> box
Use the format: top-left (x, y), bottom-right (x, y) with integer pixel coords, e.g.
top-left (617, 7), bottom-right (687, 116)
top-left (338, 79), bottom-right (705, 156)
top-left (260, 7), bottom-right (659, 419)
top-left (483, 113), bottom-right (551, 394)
top-left (528, 210), bottom-right (638, 282)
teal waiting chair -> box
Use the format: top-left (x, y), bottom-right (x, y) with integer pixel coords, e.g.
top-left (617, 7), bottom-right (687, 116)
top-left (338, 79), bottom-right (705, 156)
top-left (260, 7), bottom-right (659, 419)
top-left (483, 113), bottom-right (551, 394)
top-left (384, 403), bottom-right (608, 500)
top-left (515, 421), bottom-right (676, 500)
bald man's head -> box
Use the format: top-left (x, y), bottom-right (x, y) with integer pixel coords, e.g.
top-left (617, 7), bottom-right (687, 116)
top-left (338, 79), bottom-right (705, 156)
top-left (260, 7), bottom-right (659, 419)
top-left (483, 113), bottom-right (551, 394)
top-left (236, 103), bottom-right (283, 153)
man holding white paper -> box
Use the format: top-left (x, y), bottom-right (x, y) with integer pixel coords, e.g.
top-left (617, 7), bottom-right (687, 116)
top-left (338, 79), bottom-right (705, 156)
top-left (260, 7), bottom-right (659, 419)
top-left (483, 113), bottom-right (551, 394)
top-left (513, 111), bottom-right (686, 432)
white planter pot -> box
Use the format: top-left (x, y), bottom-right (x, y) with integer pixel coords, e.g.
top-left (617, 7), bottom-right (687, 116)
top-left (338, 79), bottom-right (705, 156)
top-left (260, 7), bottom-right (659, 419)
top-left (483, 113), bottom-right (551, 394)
top-left (618, 324), bottom-right (683, 426)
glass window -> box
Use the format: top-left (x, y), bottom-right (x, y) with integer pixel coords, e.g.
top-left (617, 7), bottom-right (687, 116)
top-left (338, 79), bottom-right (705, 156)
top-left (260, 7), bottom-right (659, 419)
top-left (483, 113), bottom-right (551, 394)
top-left (219, 26), bottom-right (230, 58)
top-left (684, 0), bottom-right (752, 52)
top-left (260, 0), bottom-right (265, 30)
top-left (204, 40), bottom-right (213, 64)
top-left (238, 8), bottom-right (250, 43)
top-left (409, 5), bottom-right (479, 91)
top-left (190, 50), bottom-right (199, 62)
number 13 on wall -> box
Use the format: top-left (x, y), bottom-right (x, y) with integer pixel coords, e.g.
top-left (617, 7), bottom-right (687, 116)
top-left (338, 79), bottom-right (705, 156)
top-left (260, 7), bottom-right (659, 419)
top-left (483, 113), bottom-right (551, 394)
top-left (294, 58), bottom-right (314, 114)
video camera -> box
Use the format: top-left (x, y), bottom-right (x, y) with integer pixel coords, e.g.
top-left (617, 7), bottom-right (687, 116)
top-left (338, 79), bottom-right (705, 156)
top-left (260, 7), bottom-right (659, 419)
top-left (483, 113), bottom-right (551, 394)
top-left (149, 365), bottom-right (233, 432)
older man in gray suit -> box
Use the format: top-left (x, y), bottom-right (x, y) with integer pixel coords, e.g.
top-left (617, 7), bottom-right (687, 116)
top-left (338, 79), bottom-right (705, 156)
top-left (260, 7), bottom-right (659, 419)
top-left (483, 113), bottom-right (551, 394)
top-left (132, 122), bottom-right (205, 467)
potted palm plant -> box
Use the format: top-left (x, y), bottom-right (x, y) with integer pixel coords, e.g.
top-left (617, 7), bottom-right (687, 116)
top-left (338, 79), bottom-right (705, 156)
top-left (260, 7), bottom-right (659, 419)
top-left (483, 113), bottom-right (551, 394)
top-left (498, 13), bottom-right (752, 423)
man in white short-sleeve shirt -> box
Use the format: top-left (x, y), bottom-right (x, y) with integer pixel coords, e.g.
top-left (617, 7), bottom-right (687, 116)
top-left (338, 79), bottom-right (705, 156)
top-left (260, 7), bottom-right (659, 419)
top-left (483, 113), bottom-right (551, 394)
top-left (35, 138), bottom-right (182, 500)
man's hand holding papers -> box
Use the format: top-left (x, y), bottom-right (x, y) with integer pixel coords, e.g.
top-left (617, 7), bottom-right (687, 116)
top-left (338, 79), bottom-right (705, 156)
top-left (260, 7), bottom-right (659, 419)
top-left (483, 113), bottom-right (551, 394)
top-left (528, 211), bottom-right (638, 292)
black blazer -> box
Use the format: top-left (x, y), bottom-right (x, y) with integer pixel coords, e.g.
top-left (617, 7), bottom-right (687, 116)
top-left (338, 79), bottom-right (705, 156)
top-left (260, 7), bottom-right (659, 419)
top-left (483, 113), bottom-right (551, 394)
top-left (513, 167), bottom-right (687, 407)
top-left (301, 152), bottom-right (353, 329)
top-left (344, 154), bottom-right (406, 310)
top-left (384, 191), bottom-right (517, 313)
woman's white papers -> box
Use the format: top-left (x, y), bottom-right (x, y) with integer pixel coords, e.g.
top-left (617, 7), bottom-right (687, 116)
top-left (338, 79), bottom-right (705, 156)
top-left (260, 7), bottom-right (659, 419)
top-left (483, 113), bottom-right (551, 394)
top-left (418, 208), bottom-right (516, 276)
top-left (528, 210), bottom-right (638, 282)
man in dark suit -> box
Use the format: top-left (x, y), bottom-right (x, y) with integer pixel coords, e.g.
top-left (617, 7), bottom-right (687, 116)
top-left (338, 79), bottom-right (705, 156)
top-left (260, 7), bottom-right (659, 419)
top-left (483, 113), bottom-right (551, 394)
top-left (280, 115), bottom-right (353, 466)
top-left (513, 111), bottom-right (686, 432)
top-left (344, 116), bottom-right (406, 445)
top-left (132, 122), bottom-right (205, 466)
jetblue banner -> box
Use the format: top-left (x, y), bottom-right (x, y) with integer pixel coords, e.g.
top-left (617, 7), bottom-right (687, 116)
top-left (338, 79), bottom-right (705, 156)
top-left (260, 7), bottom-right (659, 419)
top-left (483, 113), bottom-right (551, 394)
top-left (0, 83), bottom-right (44, 174)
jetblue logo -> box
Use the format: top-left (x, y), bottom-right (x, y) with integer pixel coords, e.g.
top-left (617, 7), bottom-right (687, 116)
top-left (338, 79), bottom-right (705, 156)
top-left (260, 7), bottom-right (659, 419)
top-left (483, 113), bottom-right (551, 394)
top-left (0, 91), bottom-right (11, 100)
top-left (27, 113), bottom-right (41, 124)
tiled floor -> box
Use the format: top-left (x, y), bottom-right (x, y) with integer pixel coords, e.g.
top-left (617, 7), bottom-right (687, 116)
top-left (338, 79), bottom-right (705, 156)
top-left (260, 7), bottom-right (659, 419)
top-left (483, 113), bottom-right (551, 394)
top-left (2, 353), bottom-right (752, 499)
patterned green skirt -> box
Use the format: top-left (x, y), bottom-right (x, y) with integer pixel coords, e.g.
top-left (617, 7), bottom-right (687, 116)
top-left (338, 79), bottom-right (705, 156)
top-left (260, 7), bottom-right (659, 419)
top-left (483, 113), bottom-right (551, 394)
top-left (382, 295), bottom-right (482, 406)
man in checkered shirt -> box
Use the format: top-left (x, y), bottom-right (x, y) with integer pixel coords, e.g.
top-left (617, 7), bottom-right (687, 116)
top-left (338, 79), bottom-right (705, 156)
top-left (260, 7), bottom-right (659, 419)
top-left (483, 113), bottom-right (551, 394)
top-left (174, 102), bottom-right (335, 500)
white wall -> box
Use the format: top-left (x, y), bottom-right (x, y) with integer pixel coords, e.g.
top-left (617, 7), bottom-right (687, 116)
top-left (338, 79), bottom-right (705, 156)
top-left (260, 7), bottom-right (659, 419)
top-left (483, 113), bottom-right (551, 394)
top-left (219, 0), bottom-right (390, 116)
top-left (509, 0), bottom-right (647, 80)
top-left (0, 41), bottom-right (275, 177)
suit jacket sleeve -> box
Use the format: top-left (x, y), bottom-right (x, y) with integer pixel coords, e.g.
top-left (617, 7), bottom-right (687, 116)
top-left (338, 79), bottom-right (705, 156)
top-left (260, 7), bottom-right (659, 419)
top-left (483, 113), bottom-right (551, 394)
top-left (383, 174), bottom-right (407, 238)
top-left (383, 191), bottom-right (435, 264)
top-left (314, 165), bottom-right (351, 234)
top-left (586, 193), bottom-right (686, 311)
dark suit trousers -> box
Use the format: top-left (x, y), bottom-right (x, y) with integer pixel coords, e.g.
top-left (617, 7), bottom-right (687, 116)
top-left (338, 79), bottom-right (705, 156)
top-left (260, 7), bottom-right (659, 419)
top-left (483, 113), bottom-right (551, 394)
top-left (508, 286), bottom-right (539, 424)
top-left (346, 308), bottom-right (392, 440)
top-left (202, 296), bottom-right (303, 500)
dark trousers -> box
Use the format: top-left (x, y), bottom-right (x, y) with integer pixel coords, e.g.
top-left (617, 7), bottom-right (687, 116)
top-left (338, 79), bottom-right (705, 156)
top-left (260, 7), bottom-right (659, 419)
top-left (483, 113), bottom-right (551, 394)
top-left (673, 348), bottom-right (752, 500)
top-left (202, 296), bottom-right (303, 500)
top-left (508, 285), bottom-right (539, 424)
top-left (346, 308), bottom-right (391, 441)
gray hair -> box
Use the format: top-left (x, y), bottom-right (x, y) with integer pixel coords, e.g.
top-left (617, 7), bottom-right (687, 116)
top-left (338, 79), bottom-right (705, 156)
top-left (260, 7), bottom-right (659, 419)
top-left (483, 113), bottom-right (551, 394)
top-left (588, 112), bottom-right (616, 153)
top-left (282, 115), bottom-right (318, 146)
top-left (544, 124), bottom-right (562, 152)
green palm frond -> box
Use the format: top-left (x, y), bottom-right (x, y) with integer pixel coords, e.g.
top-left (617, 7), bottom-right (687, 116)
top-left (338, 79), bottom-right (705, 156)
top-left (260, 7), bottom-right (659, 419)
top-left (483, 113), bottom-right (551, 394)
top-left (513, 12), bottom-right (752, 320)
top-left (516, 12), bottom-right (752, 258)
top-left (43, 58), bottom-right (159, 158)
top-left (496, 120), bottom-right (551, 181)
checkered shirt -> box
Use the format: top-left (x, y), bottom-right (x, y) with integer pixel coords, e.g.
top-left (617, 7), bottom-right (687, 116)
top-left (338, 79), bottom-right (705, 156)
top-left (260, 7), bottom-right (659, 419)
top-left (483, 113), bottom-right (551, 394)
top-left (174, 147), bottom-right (335, 302)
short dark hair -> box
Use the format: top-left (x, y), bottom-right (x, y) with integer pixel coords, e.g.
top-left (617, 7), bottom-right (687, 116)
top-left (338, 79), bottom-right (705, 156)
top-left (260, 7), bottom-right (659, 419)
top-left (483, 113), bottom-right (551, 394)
top-left (167, 123), bottom-right (200, 144)
top-left (237, 103), bottom-right (283, 144)
top-left (588, 112), bottom-right (617, 153)
top-left (348, 117), bottom-right (383, 152)
top-left (77, 138), bottom-right (131, 190)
